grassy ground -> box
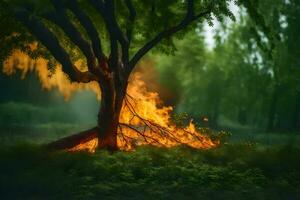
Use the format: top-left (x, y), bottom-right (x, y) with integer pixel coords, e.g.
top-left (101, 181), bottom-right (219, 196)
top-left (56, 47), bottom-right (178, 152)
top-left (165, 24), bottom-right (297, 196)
top-left (0, 143), bottom-right (300, 200)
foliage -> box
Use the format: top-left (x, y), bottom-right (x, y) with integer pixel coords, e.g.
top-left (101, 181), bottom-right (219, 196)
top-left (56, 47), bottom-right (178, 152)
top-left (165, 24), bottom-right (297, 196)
top-left (2, 0), bottom-right (294, 132)
top-left (0, 0), bottom-right (238, 73)
top-left (0, 144), bottom-right (300, 200)
top-left (156, 0), bottom-right (300, 131)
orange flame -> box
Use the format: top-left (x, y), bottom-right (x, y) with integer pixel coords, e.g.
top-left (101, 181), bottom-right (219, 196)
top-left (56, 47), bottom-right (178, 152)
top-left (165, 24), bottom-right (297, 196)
top-left (3, 50), bottom-right (218, 152)
top-left (3, 50), bottom-right (100, 100)
top-left (117, 72), bottom-right (218, 150)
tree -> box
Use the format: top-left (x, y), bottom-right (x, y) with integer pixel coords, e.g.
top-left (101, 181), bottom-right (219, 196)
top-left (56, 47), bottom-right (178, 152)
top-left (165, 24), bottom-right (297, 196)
top-left (252, 0), bottom-right (300, 131)
top-left (157, 16), bottom-right (274, 130)
top-left (1, 0), bottom-right (260, 150)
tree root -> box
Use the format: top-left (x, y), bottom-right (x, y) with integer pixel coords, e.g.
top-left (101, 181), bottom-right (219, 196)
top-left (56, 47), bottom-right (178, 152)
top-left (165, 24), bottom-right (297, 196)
top-left (47, 127), bottom-right (98, 150)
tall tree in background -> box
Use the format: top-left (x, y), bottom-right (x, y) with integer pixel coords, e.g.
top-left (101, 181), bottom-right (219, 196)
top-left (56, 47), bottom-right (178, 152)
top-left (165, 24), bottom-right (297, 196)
top-left (281, 0), bottom-right (300, 130)
top-left (157, 16), bottom-right (274, 130)
top-left (151, 1), bottom-right (300, 132)
top-left (255, 0), bottom-right (300, 131)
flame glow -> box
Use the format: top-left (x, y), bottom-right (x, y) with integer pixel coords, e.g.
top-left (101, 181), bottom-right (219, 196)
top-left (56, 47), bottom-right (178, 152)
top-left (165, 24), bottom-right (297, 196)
top-left (69, 138), bottom-right (98, 153)
top-left (117, 72), bottom-right (217, 150)
top-left (3, 50), bottom-right (218, 152)
top-left (3, 50), bottom-right (100, 100)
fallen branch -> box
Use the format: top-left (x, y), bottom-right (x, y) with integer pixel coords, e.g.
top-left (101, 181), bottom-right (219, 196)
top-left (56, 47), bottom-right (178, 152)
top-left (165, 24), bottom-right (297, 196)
top-left (47, 127), bottom-right (98, 150)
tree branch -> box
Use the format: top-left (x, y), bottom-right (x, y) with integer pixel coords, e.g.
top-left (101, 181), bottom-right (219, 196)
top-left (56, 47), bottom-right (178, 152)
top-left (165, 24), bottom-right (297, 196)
top-left (124, 0), bottom-right (136, 43)
top-left (43, 0), bottom-right (98, 75)
top-left (105, 0), bottom-right (130, 56)
top-left (14, 8), bottom-right (97, 83)
top-left (127, 0), bottom-right (213, 75)
top-left (67, 0), bottom-right (105, 63)
top-left (121, 95), bottom-right (211, 147)
top-left (89, 0), bottom-right (118, 67)
top-left (90, 0), bottom-right (129, 68)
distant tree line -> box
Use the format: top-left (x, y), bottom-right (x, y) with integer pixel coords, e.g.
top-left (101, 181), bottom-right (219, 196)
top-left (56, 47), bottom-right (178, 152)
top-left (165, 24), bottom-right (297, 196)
top-left (157, 0), bottom-right (300, 132)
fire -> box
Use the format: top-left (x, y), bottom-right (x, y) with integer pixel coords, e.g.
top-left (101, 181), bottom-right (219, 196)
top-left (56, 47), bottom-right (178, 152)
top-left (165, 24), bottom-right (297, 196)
top-left (117, 72), bottom-right (218, 150)
top-left (69, 138), bottom-right (98, 153)
top-left (3, 50), bottom-right (218, 152)
top-left (3, 50), bottom-right (100, 100)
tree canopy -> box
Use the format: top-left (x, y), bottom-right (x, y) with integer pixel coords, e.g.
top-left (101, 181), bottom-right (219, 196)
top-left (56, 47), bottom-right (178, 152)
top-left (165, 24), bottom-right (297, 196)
top-left (0, 0), bottom-right (265, 83)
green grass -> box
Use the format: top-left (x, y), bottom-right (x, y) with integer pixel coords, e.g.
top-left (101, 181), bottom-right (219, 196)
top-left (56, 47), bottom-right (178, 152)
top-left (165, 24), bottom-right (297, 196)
top-left (0, 144), bottom-right (300, 200)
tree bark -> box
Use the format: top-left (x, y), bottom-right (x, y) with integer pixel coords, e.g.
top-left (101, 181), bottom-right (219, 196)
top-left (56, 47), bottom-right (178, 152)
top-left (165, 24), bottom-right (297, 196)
top-left (47, 127), bottom-right (98, 150)
top-left (97, 76), bottom-right (126, 150)
top-left (47, 73), bottom-right (127, 151)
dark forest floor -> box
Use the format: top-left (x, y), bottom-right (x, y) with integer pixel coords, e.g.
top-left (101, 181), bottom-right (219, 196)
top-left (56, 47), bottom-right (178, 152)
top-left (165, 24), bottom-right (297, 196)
top-left (0, 143), bottom-right (300, 200)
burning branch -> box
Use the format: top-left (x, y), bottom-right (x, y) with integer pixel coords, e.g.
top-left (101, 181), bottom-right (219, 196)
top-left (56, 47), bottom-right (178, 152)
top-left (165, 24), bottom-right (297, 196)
top-left (115, 93), bottom-right (217, 151)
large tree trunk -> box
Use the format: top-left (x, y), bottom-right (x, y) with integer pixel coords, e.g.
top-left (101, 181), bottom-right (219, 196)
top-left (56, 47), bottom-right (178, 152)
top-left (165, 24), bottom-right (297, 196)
top-left (48, 74), bottom-right (127, 151)
top-left (96, 77), bottom-right (126, 150)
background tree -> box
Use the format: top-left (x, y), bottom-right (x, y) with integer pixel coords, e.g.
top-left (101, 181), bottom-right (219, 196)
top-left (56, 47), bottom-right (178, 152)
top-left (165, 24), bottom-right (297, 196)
top-left (252, 0), bottom-right (300, 131)
top-left (156, 6), bottom-right (281, 132)
top-left (157, 0), bottom-right (300, 132)
top-left (158, 21), bottom-right (272, 131)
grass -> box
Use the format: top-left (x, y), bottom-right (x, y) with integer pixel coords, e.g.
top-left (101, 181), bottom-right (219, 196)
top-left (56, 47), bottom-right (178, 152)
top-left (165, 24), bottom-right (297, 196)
top-left (0, 143), bottom-right (300, 200)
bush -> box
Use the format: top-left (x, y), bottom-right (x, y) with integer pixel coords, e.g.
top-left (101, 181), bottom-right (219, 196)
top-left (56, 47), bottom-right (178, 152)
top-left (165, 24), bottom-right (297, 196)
top-left (0, 144), bottom-right (299, 200)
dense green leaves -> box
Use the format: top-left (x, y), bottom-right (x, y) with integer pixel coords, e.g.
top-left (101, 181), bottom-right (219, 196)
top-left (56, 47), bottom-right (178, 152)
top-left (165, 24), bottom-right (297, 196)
top-left (0, 0), bottom-right (238, 70)
top-left (155, 0), bottom-right (300, 131)
top-left (1, 144), bottom-right (300, 199)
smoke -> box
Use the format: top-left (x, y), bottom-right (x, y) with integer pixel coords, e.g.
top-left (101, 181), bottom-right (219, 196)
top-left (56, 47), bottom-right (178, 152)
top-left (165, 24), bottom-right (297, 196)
top-left (135, 59), bottom-right (181, 107)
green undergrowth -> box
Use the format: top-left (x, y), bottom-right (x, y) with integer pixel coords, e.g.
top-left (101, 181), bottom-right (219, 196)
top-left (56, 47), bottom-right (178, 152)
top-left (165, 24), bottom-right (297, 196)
top-left (0, 144), bottom-right (300, 200)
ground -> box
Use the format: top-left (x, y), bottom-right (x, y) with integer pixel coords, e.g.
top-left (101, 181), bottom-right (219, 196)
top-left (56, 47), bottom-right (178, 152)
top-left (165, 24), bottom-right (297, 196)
top-left (0, 119), bottom-right (299, 200)
top-left (1, 142), bottom-right (300, 200)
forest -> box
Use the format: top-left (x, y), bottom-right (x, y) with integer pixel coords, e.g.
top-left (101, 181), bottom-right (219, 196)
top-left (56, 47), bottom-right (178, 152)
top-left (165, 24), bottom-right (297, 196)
top-left (0, 0), bottom-right (300, 199)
